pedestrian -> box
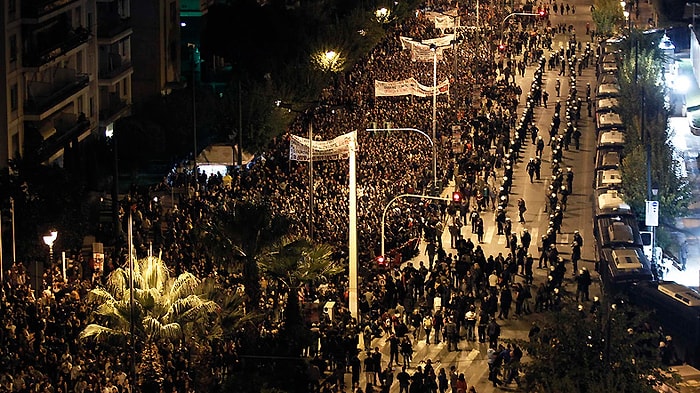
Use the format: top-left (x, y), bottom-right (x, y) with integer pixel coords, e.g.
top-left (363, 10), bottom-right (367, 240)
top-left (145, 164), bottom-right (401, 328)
top-left (555, 78), bottom-right (561, 96)
top-left (487, 318), bottom-right (501, 348)
top-left (423, 313), bottom-right (433, 345)
top-left (445, 316), bottom-right (458, 351)
top-left (476, 217), bottom-right (484, 243)
top-left (456, 374), bottom-right (468, 393)
top-left (517, 198), bottom-right (527, 223)
top-left (372, 347), bottom-right (383, 385)
top-left (571, 239), bottom-right (581, 274)
top-left (449, 365), bottom-right (459, 393)
top-left (365, 352), bottom-right (375, 384)
top-left (397, 366), bottom-right (410, 393)
top-left (387, 333), bottom-right (400, 367)
top-left (542, 91), bottom-right (549, 108)
top-left (487, 345), bottom-right (503, 387)
top-left (400, 336), bottom-right (413, 367)
top-left (381, 366), bottom-right (394, 390)
top-left (438, 368), bottom-right (449, 393)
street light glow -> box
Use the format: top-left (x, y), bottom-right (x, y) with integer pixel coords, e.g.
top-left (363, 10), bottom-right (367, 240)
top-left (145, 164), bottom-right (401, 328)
top-left (43, 230), bottom-right (57, 248)
top-left (312, 49), bottom-right (345, 73)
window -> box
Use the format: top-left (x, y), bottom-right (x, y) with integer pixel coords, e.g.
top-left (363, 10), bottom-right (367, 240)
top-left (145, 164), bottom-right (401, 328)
top-left (8, 0), bottom-right (16, 14)
top-left (89, 97), bottom-right (94, 117)
top-left (170, 2), bottom-right (177, 25)
top-left (78, 96), bottom-right (84, 114)
top-left (10, 84), bottom-right (18, 111)
top-left (122, 79), bottom-right (128, 96)
top-left (9, 35), bottom-right (17, 62)
top-left (76, 51), bottom-right (83, 73)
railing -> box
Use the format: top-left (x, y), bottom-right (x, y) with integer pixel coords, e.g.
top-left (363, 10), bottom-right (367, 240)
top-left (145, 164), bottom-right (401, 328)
top-left (33, 117), bottom-right (91, 163)
top-left (99, 53), bottom-right (132, 79)
top-left (24, 74), bottom-right (90, 115)
top-left (21, 0), bottom-right (79, 19)
top-left (97, 17), bottom-right (131, 39)
top-left (23, 28), bottom-right (91, 67)
top-left (99, 94), bottom-right (128, 121)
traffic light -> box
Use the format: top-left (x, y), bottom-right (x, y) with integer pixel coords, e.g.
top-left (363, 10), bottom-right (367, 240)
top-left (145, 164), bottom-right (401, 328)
top-left (452, 192), bottom-right (462, 203)
top-left (538, 8), bottom-right (548, 17)
top-left (498, 43), bottom-right (506, 51)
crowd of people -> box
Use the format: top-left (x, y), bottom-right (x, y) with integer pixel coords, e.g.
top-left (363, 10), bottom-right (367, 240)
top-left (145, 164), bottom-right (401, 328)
top-left (0, 0), bottom-right (607, 392)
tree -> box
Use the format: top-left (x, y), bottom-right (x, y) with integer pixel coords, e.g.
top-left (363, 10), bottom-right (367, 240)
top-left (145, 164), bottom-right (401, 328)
top-left (592, 0), bottom-right (624, 37)
top-left (514, 301), bottom-right (674, 393)
top-left (258, 237), bottom-right (344, 357)
top-left (80, 256), bottom-right (220, 392)
top-left (616, 34), bottom-right (692, 224)
top-left (194, 198), bottom-right (292, 311)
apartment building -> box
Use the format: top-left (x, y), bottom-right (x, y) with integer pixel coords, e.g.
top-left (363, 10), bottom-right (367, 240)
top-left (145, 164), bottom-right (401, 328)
top-left (96, 0), bottom-right (133, 139)
top-left (0, 0), bottom-right (136, 170)
top-left (131, 0), bottom-right (182, 106)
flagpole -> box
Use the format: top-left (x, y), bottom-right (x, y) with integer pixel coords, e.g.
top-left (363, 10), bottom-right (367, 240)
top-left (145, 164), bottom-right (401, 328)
top-left (348, 131), bottom-right (358, 322)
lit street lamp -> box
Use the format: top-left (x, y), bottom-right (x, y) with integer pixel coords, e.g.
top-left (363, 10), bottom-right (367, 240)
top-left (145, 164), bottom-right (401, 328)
top-left (313, 49), bottom-right (344, 73)
top-left (41, 230), bottom-right (57, 295)
top-left (375, 7), bottom-right (391, 23)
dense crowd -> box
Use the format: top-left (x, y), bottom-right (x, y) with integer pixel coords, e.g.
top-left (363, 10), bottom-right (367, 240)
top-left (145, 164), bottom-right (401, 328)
top-left (0, 0), bottom-right (610, 392)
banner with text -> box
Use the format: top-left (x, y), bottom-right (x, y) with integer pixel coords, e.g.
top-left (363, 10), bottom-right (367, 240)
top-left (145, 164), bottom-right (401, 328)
top-left (289, 132), bottom-right (355, 162)
top-left (374, 77), bottom-right (450, 98)
top-left (399, 34), bottom-right (455, 62)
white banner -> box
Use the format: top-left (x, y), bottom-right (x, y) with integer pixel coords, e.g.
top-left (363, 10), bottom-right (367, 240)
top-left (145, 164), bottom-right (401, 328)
top-left (435, 15), bottom-right (460, 30)
top-left (425, 9), bottom-right (458, 30)
top-left (400, 35), bottom-right (455, 62)
top-left (374, 77), bottom-right (450, 97)
top-left (289, 132), bottom-right (355, 162)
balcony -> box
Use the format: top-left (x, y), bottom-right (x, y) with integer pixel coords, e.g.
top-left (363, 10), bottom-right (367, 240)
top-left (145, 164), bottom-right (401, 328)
top-left (99, 53), bottom-right (132, 83)
top-left (23, 27), bottom-right (91, 68)
top-left (99, 93), bottom-right (130, 124)
top-left (24, 71), bottom-right (90, 120)
top-left (21, 0), bottom-right (80, 20)
top-left (97, 17), bottom-right (132, 44)
top-left (27, 113), bottom-right (92, 164)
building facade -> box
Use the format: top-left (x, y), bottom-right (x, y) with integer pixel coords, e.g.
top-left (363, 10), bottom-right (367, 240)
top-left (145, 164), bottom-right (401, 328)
top-left (0, 0), bottom-right (137, 170)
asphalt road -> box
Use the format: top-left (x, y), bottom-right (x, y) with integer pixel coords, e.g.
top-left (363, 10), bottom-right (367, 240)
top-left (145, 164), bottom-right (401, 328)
top-left (348, 1), bottom-right (602, 392)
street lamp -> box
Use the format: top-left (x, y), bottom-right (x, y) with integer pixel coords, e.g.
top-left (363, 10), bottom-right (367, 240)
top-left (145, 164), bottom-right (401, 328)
top-left (375, 7), bottom-right (390, 23)
top-left (41, 230), bottom-right (57, 295)
top-left (365, 127), bottom-right (435, 192)
top-left (499, 12), bottom-right (541, 47)
top-left (313, 49), bottom-right (344, 73)
top-left (187, 43), bottom-right (198, 168)
top-left (429, 43), bottom-right (443, 193)
top-left (380, 194), bottom-right (450, 259)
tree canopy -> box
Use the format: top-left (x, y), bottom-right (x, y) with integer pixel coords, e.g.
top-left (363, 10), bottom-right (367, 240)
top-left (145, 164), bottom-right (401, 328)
top-left (515, 301), bottom-right (675, 393)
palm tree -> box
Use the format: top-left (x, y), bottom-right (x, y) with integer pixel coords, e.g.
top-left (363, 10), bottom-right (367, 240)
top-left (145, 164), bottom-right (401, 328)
top-left (258, 236), bottom-right (344, 356)
top-left (194, 199), bottom-right (292, 310)
top-left (79, 255), bottom-right (220, 392)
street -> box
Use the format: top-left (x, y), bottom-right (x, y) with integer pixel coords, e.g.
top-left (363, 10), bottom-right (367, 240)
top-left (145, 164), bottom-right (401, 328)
top-left (350, 1), bottom-right (603, 391)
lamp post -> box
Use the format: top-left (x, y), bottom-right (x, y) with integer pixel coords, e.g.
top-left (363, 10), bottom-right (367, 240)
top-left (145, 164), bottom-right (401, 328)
top-left (381, 194), bottom-right (450, 258)
top-left (41, 230), bottom-right (57, 296)
top-left (499, 12), bottom-right (541, 47)
top-left (188, 43), bottom-right (198, 168)
top-left (430, 44), bottom-right (442, 193)
top-left (365, 127), bottom-right (435, 190)
top-left (375, 7), bottom-right (389, 23)
top-left (10, 197), bottom-right (15, 264)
